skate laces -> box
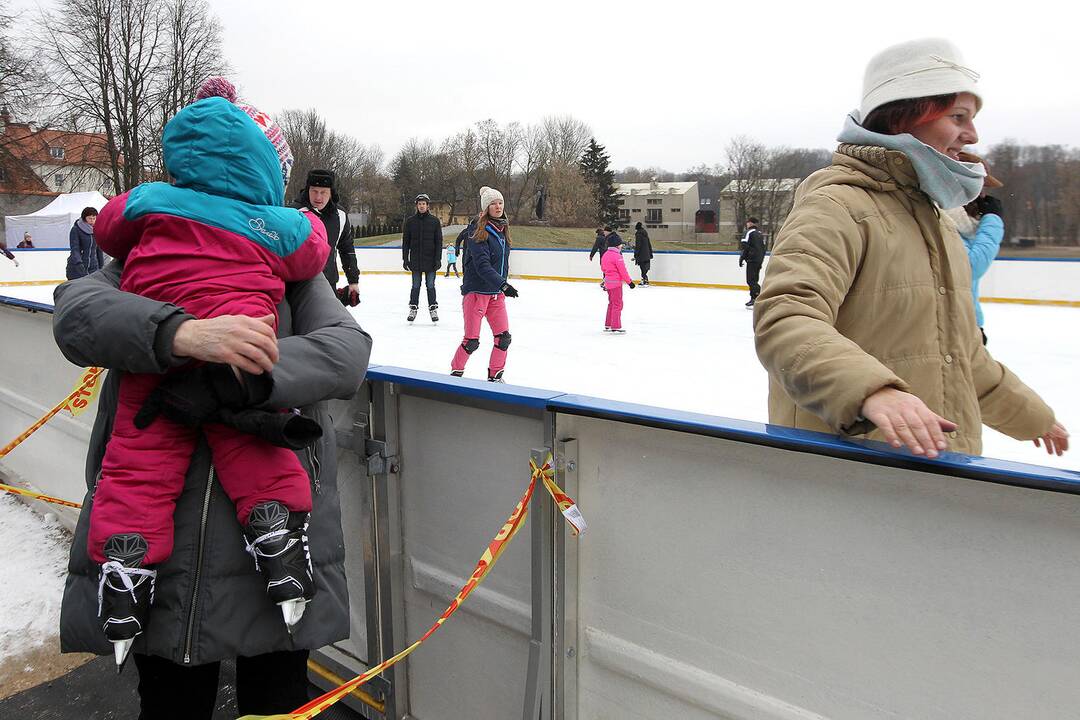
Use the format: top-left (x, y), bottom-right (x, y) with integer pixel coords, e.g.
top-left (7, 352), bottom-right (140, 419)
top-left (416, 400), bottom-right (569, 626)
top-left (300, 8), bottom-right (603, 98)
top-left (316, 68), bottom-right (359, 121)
top-left (244, 528), bottom-right (292, 571)
top-left (97, 561), bottom-right (156, 616)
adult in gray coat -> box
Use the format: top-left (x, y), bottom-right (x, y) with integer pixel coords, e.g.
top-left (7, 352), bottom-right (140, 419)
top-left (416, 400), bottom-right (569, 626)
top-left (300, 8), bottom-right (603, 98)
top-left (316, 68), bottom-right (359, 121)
top-left (53, 262), bottom-right (372, 718)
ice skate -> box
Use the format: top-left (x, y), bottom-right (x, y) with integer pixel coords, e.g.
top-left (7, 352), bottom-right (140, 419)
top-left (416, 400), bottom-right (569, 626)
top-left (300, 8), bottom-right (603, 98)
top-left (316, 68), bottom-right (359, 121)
top-left (745, 299), bottom-right (755, 308)
top-left (407, 304), bottom-right (418, 322)
top-left (488, 370), bottom-right (505, 383)
top-left (429, 304), bottom-right (439, 322)
top-left (244, 501), bottom-right (315, 631)
top-left (611, 328), bottom-right (626, 334)
top-left (98, 533), bottom-right (156, 673)
top-left (450, 370), bottom-right (464, 377)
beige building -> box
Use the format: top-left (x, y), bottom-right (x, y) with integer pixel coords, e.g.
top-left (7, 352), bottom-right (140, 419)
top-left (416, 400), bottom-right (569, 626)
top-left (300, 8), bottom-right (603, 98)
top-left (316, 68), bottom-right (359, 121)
top-left (614, 181), bottom-right (699, 242)
top-left (718, 178), bottom-right (800, 240)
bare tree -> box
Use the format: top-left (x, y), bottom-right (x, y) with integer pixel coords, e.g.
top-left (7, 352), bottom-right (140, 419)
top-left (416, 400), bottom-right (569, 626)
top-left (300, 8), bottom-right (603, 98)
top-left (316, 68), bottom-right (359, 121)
top-left (0, 1), bottom-right (39, 118)
top-left (36, 0), bottom-right (227, 192)
top-left (541, 114), bottom-right (591, 167)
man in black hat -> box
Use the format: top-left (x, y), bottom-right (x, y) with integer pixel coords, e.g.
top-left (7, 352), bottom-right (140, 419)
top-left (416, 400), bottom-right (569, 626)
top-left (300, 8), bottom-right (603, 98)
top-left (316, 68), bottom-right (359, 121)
top-left (402, 193), bottom-right (443, 322)
top-left (293, 169), bottom-right (359, 305)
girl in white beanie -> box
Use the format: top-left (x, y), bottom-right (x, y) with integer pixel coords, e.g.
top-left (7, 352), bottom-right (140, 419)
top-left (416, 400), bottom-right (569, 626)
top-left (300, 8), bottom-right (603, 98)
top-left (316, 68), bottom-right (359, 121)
top-left (753, 38), bottom-right (1068, 462)
top-left (450, 187), bottom-right (518, 382)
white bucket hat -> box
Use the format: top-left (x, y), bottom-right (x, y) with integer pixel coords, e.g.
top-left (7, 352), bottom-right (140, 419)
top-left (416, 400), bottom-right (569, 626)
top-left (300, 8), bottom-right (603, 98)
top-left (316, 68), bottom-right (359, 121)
top-left (858, 38), bottom-right (982, 123)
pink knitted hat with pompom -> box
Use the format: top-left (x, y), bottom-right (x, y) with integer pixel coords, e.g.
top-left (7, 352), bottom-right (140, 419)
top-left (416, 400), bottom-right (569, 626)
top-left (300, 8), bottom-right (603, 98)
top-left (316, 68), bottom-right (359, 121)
top-left (196, 77), bottom-right (293, 189)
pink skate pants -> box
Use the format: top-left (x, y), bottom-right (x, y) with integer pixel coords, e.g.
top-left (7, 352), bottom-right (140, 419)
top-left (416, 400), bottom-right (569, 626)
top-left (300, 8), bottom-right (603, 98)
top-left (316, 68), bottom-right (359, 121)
top-left (451, 292), bottom-right (509, 376)
top-left (605, 285), bottom-right (624, 330)
top-left (88, 371), bottom-right (313, 564)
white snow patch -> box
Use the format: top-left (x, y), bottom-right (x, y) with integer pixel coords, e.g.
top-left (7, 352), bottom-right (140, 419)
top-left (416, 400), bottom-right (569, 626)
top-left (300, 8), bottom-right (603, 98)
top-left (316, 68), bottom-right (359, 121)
top-left (0, 493), bottom-right (70, 658)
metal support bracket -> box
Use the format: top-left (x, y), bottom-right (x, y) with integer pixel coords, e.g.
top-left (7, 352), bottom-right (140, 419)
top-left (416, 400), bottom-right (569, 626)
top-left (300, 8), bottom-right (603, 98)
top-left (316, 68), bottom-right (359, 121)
top-left (364, 438), bottom-right (399, 477)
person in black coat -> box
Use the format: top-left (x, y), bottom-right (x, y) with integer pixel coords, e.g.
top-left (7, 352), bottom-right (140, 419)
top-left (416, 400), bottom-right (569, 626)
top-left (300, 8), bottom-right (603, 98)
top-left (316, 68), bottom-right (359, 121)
top-left (633, 222), bottom-right (654, 285)
top-left (292, 169), bottom-right (359, 304)
top-left (739, 217), bottom-right (766, 307)
top-left (588, 227), bottom-right (606, 262)
top-left (402, 193), bottom-right (444, 322)
top-left (66, 206), bottom-right (104, 279)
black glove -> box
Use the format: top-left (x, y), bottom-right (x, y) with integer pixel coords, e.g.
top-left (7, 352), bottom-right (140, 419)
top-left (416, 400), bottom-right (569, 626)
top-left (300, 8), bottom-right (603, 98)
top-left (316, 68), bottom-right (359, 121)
top-left (976, 195), bottom-right (1004, 219)
top-left (739, 258), bottom-right (744, 267)
top-left (133, 363), bottom-right (271, 429)
top-left (501, 283), bottom-right (519, 298)
top-left (403, 261), bottom-right (411, 271)
top-left (628, 281), bottom-right (636, 289)
top-left (215, 408), bottom-right (323, 450)
top-left (336, 286), bottom-right (360, 307)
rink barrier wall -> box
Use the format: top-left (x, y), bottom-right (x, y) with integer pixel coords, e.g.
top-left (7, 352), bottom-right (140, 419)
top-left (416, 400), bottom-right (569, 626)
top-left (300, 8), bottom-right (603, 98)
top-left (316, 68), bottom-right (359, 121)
top-left (7, 294), bottom-right (1080, 719)
top-left (5, 247), bottom-right (1080, 305)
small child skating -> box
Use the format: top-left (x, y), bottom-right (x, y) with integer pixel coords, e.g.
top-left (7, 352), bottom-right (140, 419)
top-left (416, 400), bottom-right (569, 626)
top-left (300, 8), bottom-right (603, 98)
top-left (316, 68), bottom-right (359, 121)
top-left (444, 244), bottom-right (459, 277)
top-left (89, 79), bottom-right (329, 668)
top-left (600, 231), bottom-right (636, 333)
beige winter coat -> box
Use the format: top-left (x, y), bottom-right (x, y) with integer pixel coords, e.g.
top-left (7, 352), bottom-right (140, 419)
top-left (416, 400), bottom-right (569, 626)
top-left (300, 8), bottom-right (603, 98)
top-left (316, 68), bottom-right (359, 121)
top-left (753, 144), bottom-right (1054, 455)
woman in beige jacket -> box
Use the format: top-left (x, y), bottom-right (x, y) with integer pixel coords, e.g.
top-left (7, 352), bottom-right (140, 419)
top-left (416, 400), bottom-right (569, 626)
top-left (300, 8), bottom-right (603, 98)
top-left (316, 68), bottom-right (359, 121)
top-left (754, 38), bottom-right (1068, 460)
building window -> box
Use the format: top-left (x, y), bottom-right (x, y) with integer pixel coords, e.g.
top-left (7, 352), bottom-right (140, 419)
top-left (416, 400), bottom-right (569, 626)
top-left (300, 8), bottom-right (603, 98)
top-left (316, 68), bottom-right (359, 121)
top-left (616, 198), bottom-right (625, 206)
top-left (55, 174), bottom-right (66, 187)
top-left (646, 209), bottom-right (663, 224)
top-left (49, 147), bottom-right (65, 159)
top-left (646, 198), bottom-right (661, 205)
top-left (618, 209), bottom-right (630, 221)
top-left (0, 166), bottom-right (6, 182)
top-left (631, 208), bottom-right (641, 213)
top-left (671, 208), bottom-right (681, 213)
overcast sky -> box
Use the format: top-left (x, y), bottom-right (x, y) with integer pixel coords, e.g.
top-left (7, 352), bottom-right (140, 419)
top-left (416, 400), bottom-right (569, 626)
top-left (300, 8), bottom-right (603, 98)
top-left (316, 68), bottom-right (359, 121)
top-left (14, 0), bottom-right (1078, 170)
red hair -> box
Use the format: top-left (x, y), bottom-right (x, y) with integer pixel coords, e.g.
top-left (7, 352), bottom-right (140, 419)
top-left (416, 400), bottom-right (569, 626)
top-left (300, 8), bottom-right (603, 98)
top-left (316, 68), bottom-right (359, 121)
top-left (862, 93), bottom-right (956, 135)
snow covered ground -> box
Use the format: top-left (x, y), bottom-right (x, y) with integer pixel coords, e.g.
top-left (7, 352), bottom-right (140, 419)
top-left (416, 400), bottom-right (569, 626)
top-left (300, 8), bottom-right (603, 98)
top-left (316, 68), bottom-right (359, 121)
top-left (0, 494), bottom-right (70, 659)
top-left (5, 274), bottom-right (1079, 470)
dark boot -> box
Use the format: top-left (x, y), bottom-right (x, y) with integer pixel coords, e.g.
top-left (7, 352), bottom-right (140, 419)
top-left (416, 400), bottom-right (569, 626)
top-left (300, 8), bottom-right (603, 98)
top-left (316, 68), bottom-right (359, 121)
top-left (99, 533), bottom-right (156, 672)
top-left (244, 501), bottom-right (315, 629)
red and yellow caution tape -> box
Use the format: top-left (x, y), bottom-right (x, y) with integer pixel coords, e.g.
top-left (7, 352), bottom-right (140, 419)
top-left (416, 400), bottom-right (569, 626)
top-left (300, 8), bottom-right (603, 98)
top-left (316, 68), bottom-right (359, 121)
top-left (0, 481), bottom-right (82, 509)
top-left (0, 366), bottom-right (104, 459)
top-left (240, 454), bottom-right (584, 720)
top-left (0, 367), bottom-right (103, 508)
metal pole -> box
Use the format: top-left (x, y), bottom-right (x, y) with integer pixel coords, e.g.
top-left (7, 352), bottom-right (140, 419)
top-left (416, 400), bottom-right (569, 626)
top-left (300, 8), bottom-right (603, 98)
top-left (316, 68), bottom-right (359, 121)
top-left (522, 439), bottom-right (554, 720)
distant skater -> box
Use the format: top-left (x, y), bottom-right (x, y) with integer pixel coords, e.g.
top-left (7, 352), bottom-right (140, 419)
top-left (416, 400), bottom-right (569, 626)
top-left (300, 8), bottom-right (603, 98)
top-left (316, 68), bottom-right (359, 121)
top-left (601, 229), bottom-right (636, 333)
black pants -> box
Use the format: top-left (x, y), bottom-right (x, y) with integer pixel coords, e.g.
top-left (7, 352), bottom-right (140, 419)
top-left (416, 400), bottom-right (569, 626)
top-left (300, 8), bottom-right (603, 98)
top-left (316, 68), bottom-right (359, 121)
top-left (445, 262), bottom-right (458, 277)
top-left (639, 261), bottom-right (650, 283)
top-left (134, 650), bottom-right (309, 719)
top-left (410, 270), bottom-right (437, 306)
top-left (745, 261), bottom-right (762, 300)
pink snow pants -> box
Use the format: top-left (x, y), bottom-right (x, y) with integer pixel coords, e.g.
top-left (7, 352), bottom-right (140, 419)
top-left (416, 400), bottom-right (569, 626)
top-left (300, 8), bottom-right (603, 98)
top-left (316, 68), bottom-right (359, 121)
top-left (88, 371), bottom-right (313, 564)
top-left (605, 285), bottom-right (624, 330)
top-left (451, 292), bottom-right (509, 376)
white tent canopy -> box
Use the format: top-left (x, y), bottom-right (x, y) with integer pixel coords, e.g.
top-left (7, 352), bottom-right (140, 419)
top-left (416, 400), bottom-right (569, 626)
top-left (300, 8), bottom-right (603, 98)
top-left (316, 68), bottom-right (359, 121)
top-left (5, 192), bottom-right (109, 249)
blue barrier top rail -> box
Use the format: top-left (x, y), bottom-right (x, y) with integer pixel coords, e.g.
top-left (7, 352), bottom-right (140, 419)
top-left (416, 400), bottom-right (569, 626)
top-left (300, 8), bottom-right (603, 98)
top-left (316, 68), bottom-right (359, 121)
top-left (5, 295), bottom-right (1078, 497)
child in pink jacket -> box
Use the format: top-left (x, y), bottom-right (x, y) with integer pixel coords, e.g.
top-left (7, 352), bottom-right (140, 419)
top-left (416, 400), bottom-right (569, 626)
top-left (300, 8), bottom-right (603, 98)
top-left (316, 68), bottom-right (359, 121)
top-left (600, 230), bottom-right (636, 332)
top-left (88, 78), bottom-right (329, 666)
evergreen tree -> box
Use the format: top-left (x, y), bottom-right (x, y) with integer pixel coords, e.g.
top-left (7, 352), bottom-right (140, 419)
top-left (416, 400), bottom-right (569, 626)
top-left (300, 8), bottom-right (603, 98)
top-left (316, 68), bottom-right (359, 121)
top-left (578, 138), bottom-right (619, 226)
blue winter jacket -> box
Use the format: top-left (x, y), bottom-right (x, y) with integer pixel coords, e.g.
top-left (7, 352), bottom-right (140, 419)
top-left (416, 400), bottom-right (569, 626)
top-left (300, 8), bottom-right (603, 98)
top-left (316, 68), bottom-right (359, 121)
top-left (961, 213), bottom-right (1004, 328)
top-left (460, 220), bottom-right (510, 295)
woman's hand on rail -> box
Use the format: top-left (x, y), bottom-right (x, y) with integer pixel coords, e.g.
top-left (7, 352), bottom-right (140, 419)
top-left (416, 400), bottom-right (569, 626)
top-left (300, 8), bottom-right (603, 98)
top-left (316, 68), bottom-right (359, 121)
top-left (861, 387), bottom-right (957, 459)
top-left (172, 314), bottom-right (278, 375)
top-left (1034, 422), bottom-right (1069, 456)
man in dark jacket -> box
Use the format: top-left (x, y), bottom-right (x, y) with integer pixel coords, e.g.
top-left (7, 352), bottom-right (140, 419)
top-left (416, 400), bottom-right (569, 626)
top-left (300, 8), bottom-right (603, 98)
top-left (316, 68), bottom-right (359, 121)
top-left (739, 217), bottom-right (766, 307)
top-left (66, 206), bottom-right (104, 279)
top-left (588, 227), bottom-right (606, 262)
top-left (53, 263), bottom-right (371, 717)
top-left (293, 169), bottom-right (359, 304)
top-left (402, 193), bottom-right (443, 322)
top-left (633, 222), bottom-right (654, 286)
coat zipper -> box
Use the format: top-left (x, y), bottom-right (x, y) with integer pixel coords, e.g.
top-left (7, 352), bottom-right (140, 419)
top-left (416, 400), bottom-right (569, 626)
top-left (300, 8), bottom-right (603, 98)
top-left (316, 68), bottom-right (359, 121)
top-left (183, 465), bottom-right (215, 664)
top-left (307, 438), bottom-right (322, 495)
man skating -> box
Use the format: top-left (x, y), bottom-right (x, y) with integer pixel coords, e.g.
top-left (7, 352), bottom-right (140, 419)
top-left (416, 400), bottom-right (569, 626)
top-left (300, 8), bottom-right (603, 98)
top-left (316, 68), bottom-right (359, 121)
top-left (739, 217), bottom-right (766, 307)
top-left (402, 193), bottom-right (444, 322)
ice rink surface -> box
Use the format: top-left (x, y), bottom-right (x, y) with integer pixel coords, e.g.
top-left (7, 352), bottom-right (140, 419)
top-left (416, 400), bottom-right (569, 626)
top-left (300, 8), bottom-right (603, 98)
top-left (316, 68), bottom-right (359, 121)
top-left (5, 273), bottom-right (1078, 471)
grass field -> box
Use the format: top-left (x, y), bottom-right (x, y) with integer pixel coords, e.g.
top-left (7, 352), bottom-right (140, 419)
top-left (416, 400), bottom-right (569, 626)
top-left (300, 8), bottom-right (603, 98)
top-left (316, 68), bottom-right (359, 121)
top-left (355, 227), bottom-right (1080, 257)
top-left (355, 225), bottom-right (742, 252)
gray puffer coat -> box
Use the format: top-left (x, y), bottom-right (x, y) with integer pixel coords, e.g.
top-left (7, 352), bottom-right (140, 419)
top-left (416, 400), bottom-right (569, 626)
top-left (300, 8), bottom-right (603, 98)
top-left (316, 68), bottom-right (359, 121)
top-left (54, 262), bottom-right (372, 665)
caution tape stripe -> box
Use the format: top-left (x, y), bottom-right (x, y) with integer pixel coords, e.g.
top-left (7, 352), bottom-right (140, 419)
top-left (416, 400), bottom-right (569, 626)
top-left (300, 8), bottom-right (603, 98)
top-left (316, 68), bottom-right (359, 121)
top-left (0, 481), bottom-right (82, 509)
top-left (239, 455), bottom-right (585, 720)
